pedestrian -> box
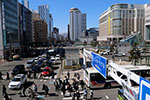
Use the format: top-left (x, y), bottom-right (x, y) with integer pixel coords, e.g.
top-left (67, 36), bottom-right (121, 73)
top-left (33, 83), bottom-right (38, 94)
top-left (3, 93), bottom-right (9, 100)
top-left (61, 83), bottom-right (66, 97)
top-left (64, 76), bottom-right (68, 85)
top-left (67, 71), bottom-right (70, 79)
top-left (2, 84), bottom-right (7, 96)
top-left (54, 79), bottom-right (59, 92)
top-left (76, 91), bottom-right (80, 100)
top-left (28, 70), bottom-right (31, 78)
top-left (80, 80), bottom-right (84, 90)
top-left (74, 73), bottom-right (77, 77)
top-left (45, 85), bottom-right (49, 96)
top-left (6, 72), bottom-right (9, 80)
top-left (27, 88), bottom-right (34, 99)
top-left (83, 88), bottom-right (88, 100)
top-left (77, 73), bottom-right (80, 80)
top-left (0, 71), bottom-right (3, 79)
top-left (90, 90), bottom-right (94, 100)
top-left (72, 92), bottom-right (76, 100)
top-left (33, 71), bottom-right (36, 79)
top-left (21, 86), bottom-right (26, 97)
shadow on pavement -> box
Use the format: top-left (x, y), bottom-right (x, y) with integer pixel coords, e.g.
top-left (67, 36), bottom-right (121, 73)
top-left (49, 93), bottom-right (58, 96)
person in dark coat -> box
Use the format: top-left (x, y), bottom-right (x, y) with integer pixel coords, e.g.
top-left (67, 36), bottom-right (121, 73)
top-left (6, 72), bottom-right (9, 80)
top-left (3, 93), bottom-right (9, 100)
top-left (67, 71), bottom-right (70, 79)
top-left (0, 71), bottom-right (3, 79)
top-left (2, 84), bottom-right (7, 96)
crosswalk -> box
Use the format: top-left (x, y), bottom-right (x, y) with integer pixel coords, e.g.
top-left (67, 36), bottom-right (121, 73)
top-left (61, 91), bottom-right (84, 100)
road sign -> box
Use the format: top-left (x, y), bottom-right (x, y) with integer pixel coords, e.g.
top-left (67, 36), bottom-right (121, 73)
top-left (139, 77), bottom-right (150, 100)
top-left (91, 52), bottom-right (107, 78)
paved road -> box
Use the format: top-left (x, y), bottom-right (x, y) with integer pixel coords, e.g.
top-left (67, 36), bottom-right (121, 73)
top-left (0, 57), bottom-right (119, 100)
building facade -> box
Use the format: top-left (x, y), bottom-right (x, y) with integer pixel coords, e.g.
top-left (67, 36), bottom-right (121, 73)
top-left (52, 27), bottom-right (59, 40)
top-left (21, 0), bottom-right (29, 9)
top-left (97, 4), bottom-right (145, 42)
top-left (79, 28), bottom-right (99, 43)
top-left (0, 0), bottom-right (19, 59)
top-left (33, 19), bottom-right (48, 46)
top-left (38, 5), bottom-right (50, 38)
top-left (69, 8), bottom-right (82, 41)
top-left (49, 14), bottom-right (53, 38)
top-left (81, 13), bottom-right (86, 35)
top-left (18, 2), bottom-right (32, 53)
top-left (145, 4), bottom-right (150, 43)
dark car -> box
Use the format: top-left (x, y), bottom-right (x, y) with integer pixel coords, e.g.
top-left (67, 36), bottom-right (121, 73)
top-left (11, 65), bottom-right (25, 76)
top-left (30, 65), bottom-right (41, 73)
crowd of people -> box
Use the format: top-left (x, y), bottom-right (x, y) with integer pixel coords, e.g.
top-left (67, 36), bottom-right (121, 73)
top-left (53, 71), bottom-right (94, 100)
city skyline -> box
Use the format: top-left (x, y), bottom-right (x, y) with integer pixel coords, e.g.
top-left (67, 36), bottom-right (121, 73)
top-left (18, 0), bottom-right (150, 33)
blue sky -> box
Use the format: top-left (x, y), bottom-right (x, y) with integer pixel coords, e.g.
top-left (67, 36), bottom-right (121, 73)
top-left (19, 0), bottom-right (150, 33)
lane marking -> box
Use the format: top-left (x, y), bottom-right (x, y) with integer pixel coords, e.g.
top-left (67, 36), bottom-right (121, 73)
top-left (105, 95), bottom-right (109, 99)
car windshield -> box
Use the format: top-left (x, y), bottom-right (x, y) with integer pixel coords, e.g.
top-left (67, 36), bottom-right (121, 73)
top-left (12, 78), bottom-right (21, 81)
top-left (44, 69), bottom-right (49, 72)
top-left (27, 62), bottom-right (32, 64)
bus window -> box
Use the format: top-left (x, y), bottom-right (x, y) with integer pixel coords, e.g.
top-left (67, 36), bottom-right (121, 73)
top-left (90, 73), bottom-right (105, 82)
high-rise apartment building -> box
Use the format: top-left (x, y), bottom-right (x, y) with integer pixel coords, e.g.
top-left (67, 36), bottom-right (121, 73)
top-left (97, 4), bottom-right (145, 42)
top-left (21, 0), bottom-right (29, 9)
top-left (0, 0), bottom-right (19, 59)
top-left (38, 5), bottom-right (50, 38)
top-left (69, 8), bottom-right (86, 41)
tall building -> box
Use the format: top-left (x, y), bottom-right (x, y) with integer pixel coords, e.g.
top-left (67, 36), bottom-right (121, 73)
top-left (33, 20), bottom-right (48, 46)
top-left (21, 0), bottom-right (29, 9)
top-left (49, 14), bottom-right (53, 38)
top-left (81, 13), bottom-right (86, 34)
top-left (18, 2), bottom-right (32, 52)
top-left (69, 8), bottom-right (81, 41)
top-left (0, 0), bottom-right (19, 59)
top-left (53, 27), bottom-right (59, 40)
top-left (32, 12), bottom-right (48, 46)
top-left (145, 4), bottom-right (150, 43)
top-left (97, 4), bottom-right (145, 42)
top-left (38, 5), bottom-right (50, 37)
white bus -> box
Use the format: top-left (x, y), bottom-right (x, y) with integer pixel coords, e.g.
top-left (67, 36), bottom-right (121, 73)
top-left (83, 67), bottom-right (119, 89)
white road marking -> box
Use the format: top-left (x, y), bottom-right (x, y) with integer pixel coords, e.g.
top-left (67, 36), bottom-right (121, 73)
top-left (105, 95), bottom-right (109, 99)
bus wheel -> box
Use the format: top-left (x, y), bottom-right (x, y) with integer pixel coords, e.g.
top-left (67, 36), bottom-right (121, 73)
top-left (104, 83), bottom-right (111, 89)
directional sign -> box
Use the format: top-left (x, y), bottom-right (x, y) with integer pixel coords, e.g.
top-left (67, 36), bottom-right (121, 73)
top-left (91, 52), bottom-right (107, 78)
top-left (139, 77), bottom-right (150, 100)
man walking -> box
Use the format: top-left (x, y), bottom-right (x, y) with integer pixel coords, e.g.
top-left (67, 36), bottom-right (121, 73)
top-left (67, 71), bottom-right (70, 79)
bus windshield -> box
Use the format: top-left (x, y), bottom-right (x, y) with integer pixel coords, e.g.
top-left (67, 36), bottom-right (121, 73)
top-left (90, 73), bottom-right (105, 81)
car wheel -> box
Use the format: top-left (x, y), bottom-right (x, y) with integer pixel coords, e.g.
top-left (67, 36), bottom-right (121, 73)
top-left (104, 83), bottom-right (111, 89)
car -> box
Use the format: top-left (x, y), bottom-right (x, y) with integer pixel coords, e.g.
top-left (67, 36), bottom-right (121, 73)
top-left (30, 65), bottom-right (41, 73)
top-left (41, 67), bottom-right (53, 77)
top-left (46, 60), bottom-right (52, 67)
top-left (50, 56), bottom-right (56, 63)
top-left (115, 52), bottom-right (126, 57)
top-left (36, 60), bottom-right (44, 67)
top-left (55, 54), bottom-right (60, 60)
top-left (11, 65), bottom-right (25, 76)
top-left (25, 60), bottom-right (35, 69)
top-left (33, 57), bottom-right (39, 63)
top-left (8, 74), bottom-right (27, 89)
